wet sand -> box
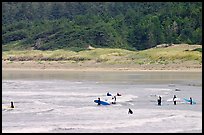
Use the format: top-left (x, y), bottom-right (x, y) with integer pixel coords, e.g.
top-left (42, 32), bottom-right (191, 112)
top-left (2, 61), bottom-right (202, 72)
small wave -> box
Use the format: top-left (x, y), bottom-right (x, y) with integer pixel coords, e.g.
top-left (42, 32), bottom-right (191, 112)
top-left (73, 82), bottom-right (82, 84)
top-left (53, 127), bottom-right (76, 131)
top-left (2, 108), bottom-right (14, 112)
top-left (128, 103), bottom-right (134, 105)
top-left (145, 88), bottom-right (172, 91)
top-left (2, 127), bottom-right (52, 133)
top-left (34, 108), bottom-right (55, 114)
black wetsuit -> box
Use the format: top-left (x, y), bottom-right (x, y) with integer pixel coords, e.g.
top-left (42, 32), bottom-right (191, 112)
top-left (173, 95), bottom-right (177, 105)
top-left (98, 98), bottom-right (101, 105)
top-left (128, 108), bottom-right (133, 114)
top-left (158, 97), bottom-right (161, 106)
top-left (190, 98), bottom-right (193, 105)
top-left (11, 102), bottom-right (14, 108)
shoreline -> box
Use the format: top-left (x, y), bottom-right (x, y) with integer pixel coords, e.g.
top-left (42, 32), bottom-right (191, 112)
top-left (2, 61), bottom-right (202, 72)
top-left (2, 68), bottom-right (202, 72)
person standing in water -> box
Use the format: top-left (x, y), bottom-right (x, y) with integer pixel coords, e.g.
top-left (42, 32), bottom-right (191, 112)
top-left (189, 97), bottom-right (193, 105)
top-left (114, 95), bottom-right (116, 102)
top-left (112, 95), bottom-right (116, 104)
top-left (158, 96), bottom-right (161, 106)
top-left (173, 95), bottom-right (177, 105)
top-left (98, 98), bottom-right (101, 105)
top-left (10, 101), bottom-right (14, 108)
top-left (107, 92), bottom-right (111, 96)
top-left (128, 108), bottom-right (133, 114)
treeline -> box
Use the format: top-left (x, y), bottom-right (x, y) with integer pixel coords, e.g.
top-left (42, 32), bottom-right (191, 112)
top-left (2, 2), bottom-right (202, 51)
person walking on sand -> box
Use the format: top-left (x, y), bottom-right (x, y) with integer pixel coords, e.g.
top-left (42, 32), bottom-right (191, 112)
top-left (158, 96), bottom-right (161, 106)
top-left (173, 95), bottom-right (177, 105)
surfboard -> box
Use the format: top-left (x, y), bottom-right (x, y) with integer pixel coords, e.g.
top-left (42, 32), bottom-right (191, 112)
top-left (94, 100), bottom-right (110, 105)
top-left (2, 106), bottom-right (15, 111)
top-left (167, 98), bottom-right (181, 102)
top-left (183, 98), bottom-right (196, 104)
top-left (2, 106), bottom-right (14, 109)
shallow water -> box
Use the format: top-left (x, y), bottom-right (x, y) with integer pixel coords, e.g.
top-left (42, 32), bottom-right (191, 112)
top-left (2, 70), bottom-right (202, 133)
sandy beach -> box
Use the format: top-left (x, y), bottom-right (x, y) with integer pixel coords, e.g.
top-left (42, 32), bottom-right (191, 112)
top-left (2, 60), bottom-right (202, 72)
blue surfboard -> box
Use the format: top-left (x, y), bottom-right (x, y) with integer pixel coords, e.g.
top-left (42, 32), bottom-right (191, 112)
top-left (183, 98), bottom-right (196, 104)
top-left (94, 100), bottom-right (110, 105)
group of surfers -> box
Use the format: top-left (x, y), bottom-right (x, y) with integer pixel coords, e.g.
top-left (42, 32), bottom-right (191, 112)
top-left (158, 95), bottom-right (194, 106)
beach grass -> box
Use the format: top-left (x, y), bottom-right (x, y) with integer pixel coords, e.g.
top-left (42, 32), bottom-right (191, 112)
top-left (2, 44), bottom-right (202, 66)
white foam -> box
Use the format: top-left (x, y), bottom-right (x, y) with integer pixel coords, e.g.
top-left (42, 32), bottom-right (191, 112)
top-left (145, 88), bottom-right (173, 91)
top-left (2, 99), bottom-right (202, 133)
top-left (2, 127), bottom-right (52, 133)
top-left (34, 108), bottom-right (202, 132)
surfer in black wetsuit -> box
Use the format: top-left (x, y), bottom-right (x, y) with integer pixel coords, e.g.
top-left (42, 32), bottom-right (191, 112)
top-left (112, 96), bottom-right (116, 104)
top-left (98, 98), bottom-right (101, 105)
top-left (189, 97), bottom-right (193, 105)
top-left (173, 95), bottom-right (177, 105)
top-left (128, 108), bottom-right (133, 114)
top-left (107, 92), bottom-right (111, 96)
top-left (11, 101), bottom-right (14, 108)
top-left (158, 96), bottom-right (161, 106)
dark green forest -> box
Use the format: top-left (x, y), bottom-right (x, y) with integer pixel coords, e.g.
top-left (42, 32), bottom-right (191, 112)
top-left (2, 2), bottom-right (202, 51)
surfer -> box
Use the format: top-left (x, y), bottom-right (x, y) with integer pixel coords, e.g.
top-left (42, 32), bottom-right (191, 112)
top-left (158, 96), bottom-right (161, 106)
top-left (10, 101), bottom-right (14, 108)
top-left (173, 95), bottom-right (177, 105)
top-left (128, 108), bottom-right (133, 114)
top-left (107, 92), bottom-right (111, 96)
top-left (98, 98), bottom-right (101, 105)
top-left (189, 97), bottom-right (193, 105)
top-left (112, 95), bottom-right (116, 104)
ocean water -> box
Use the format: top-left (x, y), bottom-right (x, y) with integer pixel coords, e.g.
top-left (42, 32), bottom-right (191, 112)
top-left (2, 70), bottom-right (202, 133)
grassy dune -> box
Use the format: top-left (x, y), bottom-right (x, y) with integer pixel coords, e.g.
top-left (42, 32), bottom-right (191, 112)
top-left (2, 44), bottom-right (202, 72)
top-left (136, 44), bottom-right (202, 64)
top-left (2, 44), bottom-right (202, 65)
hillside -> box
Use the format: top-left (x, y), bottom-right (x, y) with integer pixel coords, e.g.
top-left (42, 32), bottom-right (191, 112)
top-left (2, 2), bottom-right (202, 51)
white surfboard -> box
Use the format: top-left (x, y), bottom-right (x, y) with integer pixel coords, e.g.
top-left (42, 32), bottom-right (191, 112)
top-left (167, 98), bottom-right (181, 102)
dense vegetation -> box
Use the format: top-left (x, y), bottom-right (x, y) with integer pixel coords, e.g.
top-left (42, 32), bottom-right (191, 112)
top-left (2, 2), bottom-right (202, 51)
